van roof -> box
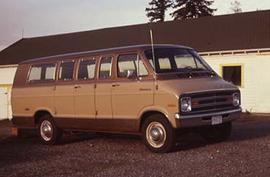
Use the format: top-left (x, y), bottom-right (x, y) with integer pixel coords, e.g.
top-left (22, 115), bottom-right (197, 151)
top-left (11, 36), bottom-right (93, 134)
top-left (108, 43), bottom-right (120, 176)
top-left (20, 44), bottom-right (192, 64)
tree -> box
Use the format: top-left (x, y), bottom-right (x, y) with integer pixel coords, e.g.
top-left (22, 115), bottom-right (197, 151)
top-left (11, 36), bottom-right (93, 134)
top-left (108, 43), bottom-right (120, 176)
top-left (146, 0), bottom-right (173, 22)
top-left (171, 0), bottom-right (216, 20)
top-left (230, 1), bottom-right (242, 13)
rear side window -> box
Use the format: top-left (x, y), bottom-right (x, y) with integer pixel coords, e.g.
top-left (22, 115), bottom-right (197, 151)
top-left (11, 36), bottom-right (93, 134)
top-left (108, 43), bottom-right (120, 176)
top-left (99, 57), bottom-right (112, 79)
top-left (28, 63), bottom-right (56, 82)
top-left (59, 61), bottom-right (75, 81)
top-left (78, 59), bottom-right (96, 80)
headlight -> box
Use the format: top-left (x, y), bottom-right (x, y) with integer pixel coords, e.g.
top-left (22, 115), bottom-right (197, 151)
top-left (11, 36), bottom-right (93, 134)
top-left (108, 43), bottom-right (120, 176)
top-left (232, 93), bottom-right (240, 107)
top-left (181, 97), bottom-right (192, 112)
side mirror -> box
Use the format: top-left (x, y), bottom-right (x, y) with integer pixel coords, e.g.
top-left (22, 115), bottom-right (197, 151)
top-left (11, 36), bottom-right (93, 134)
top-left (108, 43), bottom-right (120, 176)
top-left (127, 70), bottom-right (137, 79)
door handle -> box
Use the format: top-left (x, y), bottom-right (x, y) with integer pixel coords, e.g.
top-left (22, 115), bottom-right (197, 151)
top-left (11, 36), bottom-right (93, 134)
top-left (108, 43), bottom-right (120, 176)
top-left (74, 85), bottom-right (81, 89)
top-left (112, 83), bottom-right (120, 87)
top-left (139, 88), bottom-right (152, 91)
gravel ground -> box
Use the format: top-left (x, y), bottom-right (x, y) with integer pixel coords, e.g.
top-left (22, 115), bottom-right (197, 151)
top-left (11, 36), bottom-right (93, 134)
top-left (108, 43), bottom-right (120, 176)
top-left (1, 116), bottom-right (270, 177)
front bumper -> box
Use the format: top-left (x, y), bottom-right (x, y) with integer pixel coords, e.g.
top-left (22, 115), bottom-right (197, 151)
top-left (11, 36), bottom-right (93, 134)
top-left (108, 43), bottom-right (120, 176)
top-left (175, 108), bottom-right (241, 128)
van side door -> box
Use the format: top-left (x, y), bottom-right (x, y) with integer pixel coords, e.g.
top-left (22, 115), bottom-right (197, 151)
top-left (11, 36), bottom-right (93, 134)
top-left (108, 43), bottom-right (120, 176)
top-left (95, 56), bottom-right (114, 129)
top-left (54, 60), bottom-right (76, 120)
top-left (74, 57), bottom-right (96, 120)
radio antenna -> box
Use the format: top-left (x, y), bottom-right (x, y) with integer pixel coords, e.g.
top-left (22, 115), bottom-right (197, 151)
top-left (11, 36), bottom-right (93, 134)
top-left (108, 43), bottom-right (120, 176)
top-left (149, 29), bottom-right (156, 73)
top-left (22, 28), bottom-right (24, 38)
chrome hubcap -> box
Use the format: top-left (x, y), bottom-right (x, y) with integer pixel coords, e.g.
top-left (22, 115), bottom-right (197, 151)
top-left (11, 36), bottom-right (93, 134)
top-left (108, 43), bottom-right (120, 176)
top-left (146, 122), bottom-right (166, 148)
top-left (40, 120), bottom-right (53, 141)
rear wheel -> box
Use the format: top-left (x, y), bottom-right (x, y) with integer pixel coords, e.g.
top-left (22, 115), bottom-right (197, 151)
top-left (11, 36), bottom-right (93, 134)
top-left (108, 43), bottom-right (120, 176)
top-left (142, 114), bottom-right (176, 153)
top-left (38, 115), bottom-right (62, 145)
top-left (200, 122), bottom-right (232, 143)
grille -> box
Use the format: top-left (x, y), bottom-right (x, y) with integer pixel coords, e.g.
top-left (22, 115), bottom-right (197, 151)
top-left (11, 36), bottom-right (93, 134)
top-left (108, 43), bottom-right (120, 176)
top-left (181, 90), bottom-right (240, 115)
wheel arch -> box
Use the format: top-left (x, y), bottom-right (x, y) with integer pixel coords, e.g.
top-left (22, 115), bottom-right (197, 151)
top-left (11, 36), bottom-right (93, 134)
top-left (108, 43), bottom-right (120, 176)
top-left (139, 109), bottom-right (172, 131)
top-left (34, 109), bottom-right (53, 125)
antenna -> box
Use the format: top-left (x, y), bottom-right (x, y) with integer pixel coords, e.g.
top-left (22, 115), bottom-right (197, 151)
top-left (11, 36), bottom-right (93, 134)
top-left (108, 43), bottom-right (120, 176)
top-left (149, 29), bottom-right (156, 72)
top-left (22, 28), bottom-right (24, 38)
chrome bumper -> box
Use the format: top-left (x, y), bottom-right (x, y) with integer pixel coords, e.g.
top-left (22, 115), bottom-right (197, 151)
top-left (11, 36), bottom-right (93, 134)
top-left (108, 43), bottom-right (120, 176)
top-left (175, 108), bottom-right (242, 128)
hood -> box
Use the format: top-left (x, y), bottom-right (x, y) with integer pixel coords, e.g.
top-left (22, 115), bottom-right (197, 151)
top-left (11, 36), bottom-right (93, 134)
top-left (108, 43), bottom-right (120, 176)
top-left (158, 76), bottom-right (238, 97)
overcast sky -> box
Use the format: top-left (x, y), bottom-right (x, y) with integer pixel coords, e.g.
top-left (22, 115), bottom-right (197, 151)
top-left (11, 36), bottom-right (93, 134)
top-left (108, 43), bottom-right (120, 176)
top-left (1, 0), bottom-right (270, 51)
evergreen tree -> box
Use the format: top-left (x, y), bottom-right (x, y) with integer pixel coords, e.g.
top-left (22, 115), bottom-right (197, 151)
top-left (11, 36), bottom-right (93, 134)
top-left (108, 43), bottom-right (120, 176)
top-left (230, 1), bottom-right (242, 13)
top-left (146, 0), bottom-right (173, 22)
top-left (171, 0), bottom-right (216, 20)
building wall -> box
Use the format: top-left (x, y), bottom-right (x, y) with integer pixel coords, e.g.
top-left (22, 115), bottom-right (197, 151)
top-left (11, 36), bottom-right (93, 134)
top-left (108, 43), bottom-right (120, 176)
top-left (203, 53), bottom-right (270, 113)
top-left (0, 66), bottom-right (17, 120)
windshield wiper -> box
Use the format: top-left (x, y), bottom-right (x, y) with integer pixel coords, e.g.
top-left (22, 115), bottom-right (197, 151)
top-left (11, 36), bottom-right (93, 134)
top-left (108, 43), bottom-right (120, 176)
top-left (179, 68), bottom-right (216, 77)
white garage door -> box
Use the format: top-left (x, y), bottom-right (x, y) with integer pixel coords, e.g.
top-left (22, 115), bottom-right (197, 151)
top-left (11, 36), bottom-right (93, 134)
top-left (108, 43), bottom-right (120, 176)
top-left (0, 87), bottom-right (8, 120)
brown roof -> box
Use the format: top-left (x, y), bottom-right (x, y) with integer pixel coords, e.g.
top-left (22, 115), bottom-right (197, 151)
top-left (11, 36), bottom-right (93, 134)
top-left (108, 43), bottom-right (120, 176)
top-left (0, 10), bottom-right (270, 65)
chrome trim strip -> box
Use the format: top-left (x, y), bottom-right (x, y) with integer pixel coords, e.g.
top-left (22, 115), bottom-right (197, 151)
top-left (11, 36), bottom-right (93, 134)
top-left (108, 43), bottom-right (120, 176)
top-left (175, 108), bottom-right (242, 119)
top-left (0, 64), bottom-right (18, 68)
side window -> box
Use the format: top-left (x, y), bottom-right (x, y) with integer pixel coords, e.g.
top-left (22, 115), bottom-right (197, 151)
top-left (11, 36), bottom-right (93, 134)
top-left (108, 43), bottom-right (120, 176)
top-left (28, 65), bottom-right (42, 81)
top-left (99, 57), bottom-right (112, 79)
top-left (78, 59), bottom-right (96, 80)
top-left (117, 54), bottom-right (149, 78)
top-left (45, 65), bottom-right (56, 80)
top-left (118, 55), bottom-right (137, 78)
top-left (158, 57), bottom-right (172, 70)
top-left (28, 63), bottom-right (56, 82)
top-left (138, 60), bottom-right (148, 76)
top-left (59, 61), bottom-right (75, 81)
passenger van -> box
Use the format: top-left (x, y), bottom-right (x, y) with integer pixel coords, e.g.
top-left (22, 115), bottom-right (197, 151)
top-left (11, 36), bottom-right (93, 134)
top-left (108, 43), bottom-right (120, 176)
top-left (11, 44), bottom-right (241, 153)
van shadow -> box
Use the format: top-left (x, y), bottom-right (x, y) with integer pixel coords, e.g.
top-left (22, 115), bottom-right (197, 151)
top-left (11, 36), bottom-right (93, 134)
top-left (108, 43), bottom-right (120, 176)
top-left (173, 116), bottom-right (270, 151)
top-left (59, 116), bottom-right (270, 152)
top-left (39, 117), bottom-right (270, 149)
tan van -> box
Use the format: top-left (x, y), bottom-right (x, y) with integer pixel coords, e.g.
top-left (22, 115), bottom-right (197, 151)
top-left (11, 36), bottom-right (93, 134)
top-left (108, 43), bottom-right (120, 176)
top-left (11, 44), bottom-right (241, 153)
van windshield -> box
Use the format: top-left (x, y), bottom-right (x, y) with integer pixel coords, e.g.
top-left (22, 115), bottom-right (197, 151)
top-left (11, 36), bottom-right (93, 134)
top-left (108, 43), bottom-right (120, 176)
top-left (144, 48), bottom-right (214, 75)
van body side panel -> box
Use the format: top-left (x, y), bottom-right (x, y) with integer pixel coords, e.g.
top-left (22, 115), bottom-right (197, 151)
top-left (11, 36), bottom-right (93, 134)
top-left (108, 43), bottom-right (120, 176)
top-left (11, 64), bottom-right (29, 117)
top-left (12, 64), bottom-right (29, 87)
top-left (74, 83), bottom-right (96, 119)
top-left (95, 56), bottom-right (114, 121)
top-left (154, 85), bottom-right (179, 128)
top-left (12, 86), bottom-right (55, 117)
top-left (53, 118), bottom-right (140, 134)
top-left (12, 116), bottom-right (35, 128)
top-left (12, 64), bottom-right (55, 128)
top-left (111, 79), bottom-right (154, 131)
top-left (54, 83), bottom-right (75, 118)
top-left (95, 82), bottom-right (113, 120)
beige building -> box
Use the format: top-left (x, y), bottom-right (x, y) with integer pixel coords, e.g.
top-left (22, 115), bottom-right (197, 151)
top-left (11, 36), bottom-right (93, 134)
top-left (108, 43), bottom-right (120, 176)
top-left (202, 49), bottom-right (270, 113)
top-left (0, 10), bottom-right (270, 119)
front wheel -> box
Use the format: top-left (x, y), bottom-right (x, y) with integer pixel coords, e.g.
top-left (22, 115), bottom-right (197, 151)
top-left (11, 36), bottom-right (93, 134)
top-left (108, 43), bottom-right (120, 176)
top-left (38, 115), bottom-right (62, 145)
top-left (200, 122), bottom-right (232, 143)
top-left (142, 114), bottom-right (176, 153)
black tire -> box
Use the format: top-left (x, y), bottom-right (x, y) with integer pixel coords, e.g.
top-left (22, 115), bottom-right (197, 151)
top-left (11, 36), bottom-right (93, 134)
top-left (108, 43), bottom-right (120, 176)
top-left (38, 114), bottom-right (62, 145)
top-left (200, 122), bottom-right (232, 143)
top-left (142, 114), bottom-right (176, 153)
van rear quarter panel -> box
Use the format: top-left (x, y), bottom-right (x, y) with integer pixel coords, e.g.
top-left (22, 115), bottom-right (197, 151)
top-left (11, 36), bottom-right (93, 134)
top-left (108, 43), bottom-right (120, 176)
top-left (12, 64), bottom-right (54, 119)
